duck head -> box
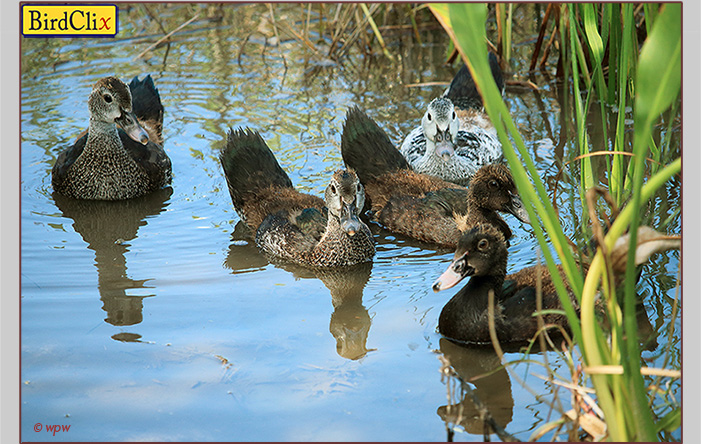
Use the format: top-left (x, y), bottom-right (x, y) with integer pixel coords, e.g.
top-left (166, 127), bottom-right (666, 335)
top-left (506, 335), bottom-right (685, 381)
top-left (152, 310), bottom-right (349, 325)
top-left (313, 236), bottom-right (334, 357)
top-left (468, 164), bottom-right (531, 224)
top-left (88, 77), bottom-right (149, 145)
top-left (433, 224), bottom-right (507, 292)
top-left (422, 97), bottom-right (459, 161)
top-left (325, 170), bottom-right (366, 237)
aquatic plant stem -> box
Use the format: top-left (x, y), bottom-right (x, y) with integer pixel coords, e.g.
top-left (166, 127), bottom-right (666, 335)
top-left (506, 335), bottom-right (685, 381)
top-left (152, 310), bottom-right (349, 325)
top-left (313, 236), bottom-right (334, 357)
top-left (580, 158), bottom-right (679, 440)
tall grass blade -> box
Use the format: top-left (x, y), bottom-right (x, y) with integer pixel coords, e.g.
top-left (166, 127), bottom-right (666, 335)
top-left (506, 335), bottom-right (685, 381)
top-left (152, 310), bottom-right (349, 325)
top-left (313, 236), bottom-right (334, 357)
top-left (359, 3), bottom-right (393, 60)
top-left (624, 3), bottom-right (680, 439)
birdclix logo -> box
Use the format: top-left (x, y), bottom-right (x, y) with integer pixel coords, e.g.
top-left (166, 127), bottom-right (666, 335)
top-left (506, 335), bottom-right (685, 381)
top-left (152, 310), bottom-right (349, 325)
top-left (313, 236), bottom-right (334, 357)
top-left (21, 4), bottom-right (119, 37)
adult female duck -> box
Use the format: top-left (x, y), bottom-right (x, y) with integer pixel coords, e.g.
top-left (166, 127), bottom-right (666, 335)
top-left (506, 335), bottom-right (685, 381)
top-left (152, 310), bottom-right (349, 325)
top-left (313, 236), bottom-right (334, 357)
top-left (400, 53), bottom-right (504, 185)
top-left (341, 107), bottom-right (529, 249)
top-left (52, 76), bottom-right (172, 200)
top-left (220, 128), bottom-right (375, 268)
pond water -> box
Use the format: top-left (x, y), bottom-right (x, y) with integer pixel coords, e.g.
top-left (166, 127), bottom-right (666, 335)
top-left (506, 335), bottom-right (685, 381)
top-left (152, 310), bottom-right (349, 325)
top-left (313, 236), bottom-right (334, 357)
top-left (20, 4), bottom-right (681, 442)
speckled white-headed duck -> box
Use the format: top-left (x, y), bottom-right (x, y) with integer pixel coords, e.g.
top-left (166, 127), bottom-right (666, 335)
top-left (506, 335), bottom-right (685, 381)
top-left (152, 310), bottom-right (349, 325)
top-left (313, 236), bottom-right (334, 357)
top-left (400, 53), bottom-right (505, 186)
top-left (341, 107), bottom-right (529, 249)
top-left (52, 76), bottom-right (172, 200)
top-left (220, 128), bottom-right (375, 268)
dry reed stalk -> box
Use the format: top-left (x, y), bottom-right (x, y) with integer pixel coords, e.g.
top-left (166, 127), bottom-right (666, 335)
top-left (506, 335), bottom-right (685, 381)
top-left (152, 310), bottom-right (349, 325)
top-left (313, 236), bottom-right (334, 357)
top-left (134, 13), bottom-right (201, 60)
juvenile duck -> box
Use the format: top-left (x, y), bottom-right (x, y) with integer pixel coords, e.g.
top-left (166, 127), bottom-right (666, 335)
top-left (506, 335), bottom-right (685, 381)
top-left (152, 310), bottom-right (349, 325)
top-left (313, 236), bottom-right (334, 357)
top-left (400, 53), bottom-right (505, 185)
top-left (432, 223), bottom-right (681, 345)
top-left (341, 107), bottom-right (529, 249)
top-left (220, 128), bottom-right (375, 268)
top-left (52, 76), bottom-right (172, 200)
top-left (432, 224), bottom-right (575, 345)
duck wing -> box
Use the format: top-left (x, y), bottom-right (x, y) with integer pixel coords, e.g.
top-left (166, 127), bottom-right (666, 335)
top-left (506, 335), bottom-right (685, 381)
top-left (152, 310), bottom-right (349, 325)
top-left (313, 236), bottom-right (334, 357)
top-left (220, 128), bottom-right (294, 217)
top-left (255, 206), bottom-right (329, 261)
top-left (423, 187), bottom-right (469, 215)
top-left (120, 130), bottom-right (172, 190)
top-left (291, 207), bottom-right (328, 242)
top-left (444, 53), bottom-right (504, 110)
top-left (375, 187), bottom-right (468, 248)
top-left (398, 126), bottom-right (426, 164)
top-left (256, 212), bottom-right (320, 260)
top-left (51, 135), bottom-right (87, 190)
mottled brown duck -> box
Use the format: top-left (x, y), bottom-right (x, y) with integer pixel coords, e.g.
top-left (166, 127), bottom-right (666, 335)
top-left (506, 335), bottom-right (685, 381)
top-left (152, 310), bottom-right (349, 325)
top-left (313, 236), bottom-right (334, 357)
top-left (340, 107), bottom-right (529, 249)
top-left (52, 75), bottom-right (172, 200)
top-left (220, 128), bottom-right (375, 268)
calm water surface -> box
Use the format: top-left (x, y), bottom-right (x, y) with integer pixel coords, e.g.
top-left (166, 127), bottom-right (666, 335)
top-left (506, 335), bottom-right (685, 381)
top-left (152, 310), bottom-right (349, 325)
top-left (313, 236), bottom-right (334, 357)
top-left (21, 4), bottom-right (681, 441)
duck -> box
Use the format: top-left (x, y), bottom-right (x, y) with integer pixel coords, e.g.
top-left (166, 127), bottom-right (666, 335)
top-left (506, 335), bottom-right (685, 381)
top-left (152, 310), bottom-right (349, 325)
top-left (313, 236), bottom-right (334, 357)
top-left (431, 223), bottom-right (681, 345)
top-left (432, 224), bottom-right (575, 345)
top-left (220, 128), bottom-right (375, 268)
top-left (341, 107), bottom-right (529, 249)
top-left (400, 53), bottom-right (505, 186)
top-left (52, 75), bottom-right (172, 200)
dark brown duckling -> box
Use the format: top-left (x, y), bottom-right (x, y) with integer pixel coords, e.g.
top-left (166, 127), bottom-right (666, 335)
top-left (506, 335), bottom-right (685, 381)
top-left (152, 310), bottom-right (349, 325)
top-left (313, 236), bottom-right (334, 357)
top-left (340, 107), bottom-right (529, 248)
top-left (52, 76), bottom-right (172, 200)
top-left (432, 224), bottom-right (576, 345)
top-left (220, 128), bottom-right (375, 268)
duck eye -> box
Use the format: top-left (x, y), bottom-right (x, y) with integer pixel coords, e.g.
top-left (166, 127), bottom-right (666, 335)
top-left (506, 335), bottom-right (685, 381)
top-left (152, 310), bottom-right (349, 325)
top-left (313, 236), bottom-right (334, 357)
top-left (103, 94), bottom-right (113, 103)
top-left (427, 112), bottom-right (432, 122)
top-left (452, 111), bottom-right (456, 120)
top-left (478, 239), bottom-right (489, 250)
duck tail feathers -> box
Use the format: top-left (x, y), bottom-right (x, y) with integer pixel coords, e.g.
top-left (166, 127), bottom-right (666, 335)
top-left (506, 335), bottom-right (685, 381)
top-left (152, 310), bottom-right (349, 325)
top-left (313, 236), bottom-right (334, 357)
top-left (219, 128), bottom-right (293, 210)
top-left (341, 107), bottom-right (409, 184)
top-left (129, 74), bottom-right (164, 128)
top-left (444, 52), bottom-right (504, 109)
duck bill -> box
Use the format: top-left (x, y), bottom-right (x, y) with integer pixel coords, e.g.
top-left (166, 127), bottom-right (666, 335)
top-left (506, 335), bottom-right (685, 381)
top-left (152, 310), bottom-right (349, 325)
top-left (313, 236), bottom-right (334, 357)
top-left (340, 202), bottom-right (361, 237)
top-left (432, 258), bottom-right (468, 292)
top-left (507, 192), bottom-right (531, 225)
top-left (435, 139), bottom-right (455, 161)
top-left (116, 110), bottom-right (149, 145)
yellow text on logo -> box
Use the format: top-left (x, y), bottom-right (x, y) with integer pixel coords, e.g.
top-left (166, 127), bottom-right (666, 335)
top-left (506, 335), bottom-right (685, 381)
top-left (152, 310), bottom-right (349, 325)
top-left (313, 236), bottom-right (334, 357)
top-left (22, 4), bottom-right (118, 37)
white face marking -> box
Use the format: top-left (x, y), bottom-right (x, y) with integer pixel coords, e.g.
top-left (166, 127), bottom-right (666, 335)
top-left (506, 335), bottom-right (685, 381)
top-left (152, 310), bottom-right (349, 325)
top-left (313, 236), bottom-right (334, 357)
top-left (325, 173), bottom-right (364, 219)
top-left (421, 99), bottom-right (459, 146)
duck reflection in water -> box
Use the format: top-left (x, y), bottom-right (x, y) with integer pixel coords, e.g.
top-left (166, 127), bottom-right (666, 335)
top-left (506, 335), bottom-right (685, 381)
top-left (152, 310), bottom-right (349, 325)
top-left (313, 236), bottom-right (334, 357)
top-left (225, 233), bottom-right (374, 360)
top-left (53, 187), bottom-right (172, 341)
top-left (436, 338), bottom-right (514, 441)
